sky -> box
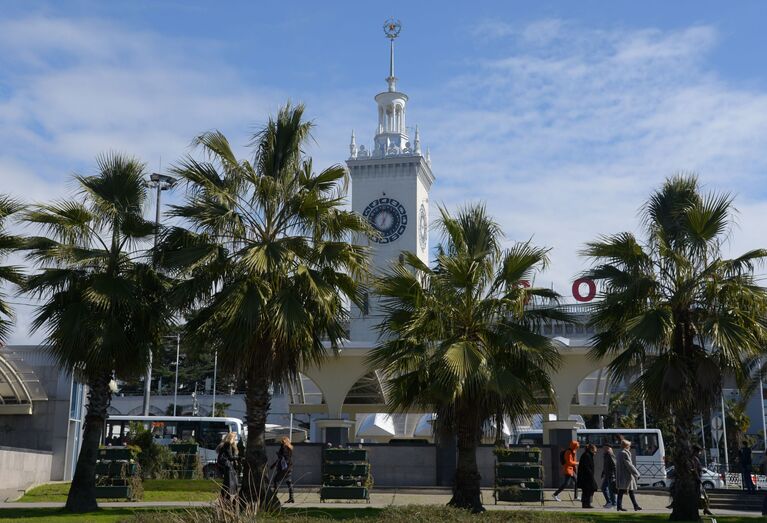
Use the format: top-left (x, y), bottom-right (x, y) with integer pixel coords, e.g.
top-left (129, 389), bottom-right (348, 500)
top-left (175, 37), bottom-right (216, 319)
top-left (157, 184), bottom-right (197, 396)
top-left (1, 1), bottom-right (767, 343)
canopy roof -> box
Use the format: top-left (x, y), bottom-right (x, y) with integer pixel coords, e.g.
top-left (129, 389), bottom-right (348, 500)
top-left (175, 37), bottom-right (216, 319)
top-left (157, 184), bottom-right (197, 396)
top-left (0, 351), bottom-right (48, 414)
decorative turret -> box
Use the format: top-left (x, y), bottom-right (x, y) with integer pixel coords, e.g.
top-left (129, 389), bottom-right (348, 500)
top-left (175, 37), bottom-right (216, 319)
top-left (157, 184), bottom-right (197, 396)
top-left (349, 130), bottom-right (357, 159)
top-left (347, 19), bottom-right (429, 160)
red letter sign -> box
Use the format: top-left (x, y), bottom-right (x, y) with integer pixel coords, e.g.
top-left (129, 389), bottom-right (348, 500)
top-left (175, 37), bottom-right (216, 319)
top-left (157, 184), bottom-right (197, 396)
top-left (572, 278), bottom-right (596, 302)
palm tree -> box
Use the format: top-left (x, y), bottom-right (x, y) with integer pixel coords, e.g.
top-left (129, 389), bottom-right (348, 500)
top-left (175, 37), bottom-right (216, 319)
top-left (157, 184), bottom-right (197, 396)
top-left (158, 103), bottom-right (369, 505)
top-left (582, 174), bottom-right (767, 521)
top-left (20, 154), bottom-right (172, 512)
top-left (370, 204), bottom-right (565, 512)
top-left (0, 196), bottom-right (23, 344)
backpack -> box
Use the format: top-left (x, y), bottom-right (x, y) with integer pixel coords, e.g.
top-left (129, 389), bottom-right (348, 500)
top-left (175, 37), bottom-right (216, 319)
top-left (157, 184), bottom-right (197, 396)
top-left (216, 451), bottom-right (228, 470)
top-left (560, 449), bottom-right (566, 466)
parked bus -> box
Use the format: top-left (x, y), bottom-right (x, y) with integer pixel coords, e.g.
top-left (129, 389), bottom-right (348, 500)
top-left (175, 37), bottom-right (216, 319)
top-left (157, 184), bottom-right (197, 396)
top-left (104, 415), bottom-right (244, 476)
top-left (514, 428), bottom-right (667, 487)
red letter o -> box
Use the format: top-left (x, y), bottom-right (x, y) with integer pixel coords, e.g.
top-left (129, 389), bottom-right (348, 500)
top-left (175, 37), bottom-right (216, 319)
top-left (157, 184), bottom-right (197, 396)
top-left (572, 278), bottom-right (596, 302)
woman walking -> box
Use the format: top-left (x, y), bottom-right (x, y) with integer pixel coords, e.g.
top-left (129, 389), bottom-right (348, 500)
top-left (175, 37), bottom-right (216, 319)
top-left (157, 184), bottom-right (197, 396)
top-left (577, 444), bottom-right (598, 508)
top-left (616, 439), bottom-right (642, 512)
top-left (216, 432), bottom-right (240, 503)
top-left (270, 436), bottom-right (295, 503)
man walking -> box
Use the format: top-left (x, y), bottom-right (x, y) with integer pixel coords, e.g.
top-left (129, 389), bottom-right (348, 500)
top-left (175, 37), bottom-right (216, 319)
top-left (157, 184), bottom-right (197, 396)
top-left (601, 444), bottom-right (617, 507)
top-left (739, 441), bottom-right (756, 494)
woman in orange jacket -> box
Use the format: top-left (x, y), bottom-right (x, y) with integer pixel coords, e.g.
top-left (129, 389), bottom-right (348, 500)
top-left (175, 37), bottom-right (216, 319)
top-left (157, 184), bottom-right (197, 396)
top-left (553, 440), bottom-right (580, 502)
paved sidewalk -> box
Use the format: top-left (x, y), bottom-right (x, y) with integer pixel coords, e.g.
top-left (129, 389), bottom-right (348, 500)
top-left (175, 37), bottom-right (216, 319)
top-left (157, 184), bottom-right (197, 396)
top-left (0, 490), bottom-right (762, 518)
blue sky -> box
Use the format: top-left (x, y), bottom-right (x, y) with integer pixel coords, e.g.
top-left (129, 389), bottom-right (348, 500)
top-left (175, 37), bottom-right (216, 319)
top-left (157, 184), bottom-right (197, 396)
top-left (2, 1), bottom-right (767, 342)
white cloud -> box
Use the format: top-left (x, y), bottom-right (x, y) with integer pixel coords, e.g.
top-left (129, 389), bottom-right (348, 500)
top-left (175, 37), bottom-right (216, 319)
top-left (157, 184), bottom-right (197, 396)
top-left (1, 13), bottom-right (767, 342)
top-left (418, 21), bottom-right (767, 298)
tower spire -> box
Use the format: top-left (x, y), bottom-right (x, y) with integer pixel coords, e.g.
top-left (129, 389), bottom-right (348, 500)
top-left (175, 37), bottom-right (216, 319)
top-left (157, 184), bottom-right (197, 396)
top-left (383, 18), bottom-right (401, 92)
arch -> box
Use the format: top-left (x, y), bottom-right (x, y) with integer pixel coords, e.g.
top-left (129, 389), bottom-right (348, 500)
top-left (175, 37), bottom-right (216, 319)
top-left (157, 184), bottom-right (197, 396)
top-left (343, 371), bottom-right (386, 405)
top-left (0, 353), bottom-right (46, 414)
top-left (286, 373), bottom-right (325, 406)
top-left (300, 352), bottom-right (376, 417)
top-left (550, 354), bottom-right (614, 419)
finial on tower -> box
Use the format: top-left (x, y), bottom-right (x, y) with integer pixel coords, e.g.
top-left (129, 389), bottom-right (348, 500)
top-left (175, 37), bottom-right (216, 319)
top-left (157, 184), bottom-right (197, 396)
top-left (414, 125), bottom-right (421, 154)
top-left (383, 18), bottom-right (401, 92)
top-left (349, 130), bottom-right (357, 159)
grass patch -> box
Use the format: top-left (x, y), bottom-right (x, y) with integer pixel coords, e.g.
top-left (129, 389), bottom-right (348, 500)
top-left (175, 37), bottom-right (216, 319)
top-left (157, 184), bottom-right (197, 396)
top-left (17, 480), bottom-right (218, 503)
top-left (0, 506), bottom-right (758, 523)
top-left (60, 506), bottom-right (756, 523)
top-left (266, 508), bottom-right (755, 523)
top-left (0, 507), bottom-right (184, 522)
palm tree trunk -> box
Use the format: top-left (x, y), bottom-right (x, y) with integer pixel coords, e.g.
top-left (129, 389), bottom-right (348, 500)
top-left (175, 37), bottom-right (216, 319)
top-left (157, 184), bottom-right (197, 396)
top-left (64, 372), bottom-right (112, 512)
top-left (670, 409), bottom-right (699, 521)
top-left (448, 406), bottom-right (484, 512)
top-left (240, 368), bottom-right (277, 508)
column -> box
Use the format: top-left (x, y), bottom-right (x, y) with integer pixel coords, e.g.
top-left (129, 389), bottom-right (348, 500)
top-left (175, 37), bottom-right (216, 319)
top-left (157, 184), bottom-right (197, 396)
top-left (543, 420), bottom-right (579, 488)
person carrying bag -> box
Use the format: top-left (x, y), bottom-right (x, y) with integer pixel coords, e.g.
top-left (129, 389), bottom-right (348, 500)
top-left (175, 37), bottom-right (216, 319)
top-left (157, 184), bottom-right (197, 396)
top-left (216, 432), bottom-right (240, 503)
top-left (270, 436), bottom-right (295, 503)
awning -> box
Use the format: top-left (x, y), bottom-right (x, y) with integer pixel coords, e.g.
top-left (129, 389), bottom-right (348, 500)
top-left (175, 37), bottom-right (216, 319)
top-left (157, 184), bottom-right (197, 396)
top-left (0, 351), bottom-right (48, 415)
top-left (357, 413), bottom-right (396, 437)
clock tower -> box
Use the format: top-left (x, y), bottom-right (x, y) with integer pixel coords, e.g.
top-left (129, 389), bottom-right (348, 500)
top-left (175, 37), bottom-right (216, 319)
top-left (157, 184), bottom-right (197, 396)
top-left (347, 19), bottom-right (435, 342)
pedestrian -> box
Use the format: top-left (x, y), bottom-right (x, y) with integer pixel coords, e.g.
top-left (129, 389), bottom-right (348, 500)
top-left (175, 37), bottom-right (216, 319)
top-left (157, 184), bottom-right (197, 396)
top-left (552, 440), bottom-right (579, 502)
top-left (270, 436), bottom-right (295, 503)
top-left (577, 444), bottom-right (598, 508)
top-left (216, 431), bottom-right (239, 503)
top-left (739, 441), bottom-right (756, 494)
top-left (601, 444), bottom-right (617, 508)
top-left (693, 445), bottom-right (713, 516)
top-left (616, 439), bottom-right (642, 512)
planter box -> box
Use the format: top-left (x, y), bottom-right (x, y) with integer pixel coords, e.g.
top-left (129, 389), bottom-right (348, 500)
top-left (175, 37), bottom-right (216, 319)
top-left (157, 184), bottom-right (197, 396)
top-left (322, 478), bottom-right (362, 487)
top-left (324, 448), bottom-right (367, 462)
top-left (95, 485), bottom-right (132, 499)
top-left (96, 462), bottom-right (138, 477)
top-left (495, 478), bottom-right (543, 489)
top-left (495, 488), bottom-right (543, 503)
top-left (169, 444), bottom-right (198, 454)
top-left (98, 448), bottom-right (134, 461)
top-left (496, 451), bottom-right (541, 463)
top-left (323, 463), bottom-right (369, 476)
top-left (496, 464), bottom-right (542, 479)
top-left (320, 486), bottom-right (368, 500)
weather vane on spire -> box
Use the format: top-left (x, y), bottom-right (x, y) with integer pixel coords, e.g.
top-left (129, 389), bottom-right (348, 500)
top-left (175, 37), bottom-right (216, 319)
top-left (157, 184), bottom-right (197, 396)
top-left (383, 18), bottom-right (401, 92)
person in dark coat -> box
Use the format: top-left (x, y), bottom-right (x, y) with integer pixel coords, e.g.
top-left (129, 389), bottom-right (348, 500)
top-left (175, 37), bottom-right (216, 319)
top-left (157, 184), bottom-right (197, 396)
top-left (600, 444), bottom-right (617, 507)
top-left (216, 432), bottom-right (239, 502)
top-left (270, 436), bottom-right (294, 503)
top-left (577, 444), bottom-right (598, 508)
top-left (739, 441), bottom-right (756, 493)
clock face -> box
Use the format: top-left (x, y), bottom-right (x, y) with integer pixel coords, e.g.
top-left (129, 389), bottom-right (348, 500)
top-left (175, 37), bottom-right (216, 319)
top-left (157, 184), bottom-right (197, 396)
top-left (418, 203), bottom-right (428, 250)
top-left (363, 197), bottom-right (407, 243)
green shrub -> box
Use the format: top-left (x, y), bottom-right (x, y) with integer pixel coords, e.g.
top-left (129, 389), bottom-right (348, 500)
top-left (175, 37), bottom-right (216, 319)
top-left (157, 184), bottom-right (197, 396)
top-left (125, 505), bottom-right (586, 522)
top-left (130, 424), bottom-right (175, 479)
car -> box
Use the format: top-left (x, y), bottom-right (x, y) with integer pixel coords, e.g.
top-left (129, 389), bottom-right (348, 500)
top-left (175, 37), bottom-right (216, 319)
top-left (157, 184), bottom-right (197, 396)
top-left (663, 466), bottom-right (725, 490)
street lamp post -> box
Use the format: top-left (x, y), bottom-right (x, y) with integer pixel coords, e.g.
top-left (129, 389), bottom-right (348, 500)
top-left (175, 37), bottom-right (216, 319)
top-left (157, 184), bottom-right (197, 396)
top-left (173, 333), bottom-right (180, 416)
top-left (760, 359), bottom-right (767, 451)
top-left (212, 351), bottom-right (218, 416)
top-left (141, 173), bottom-right (176, 417)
